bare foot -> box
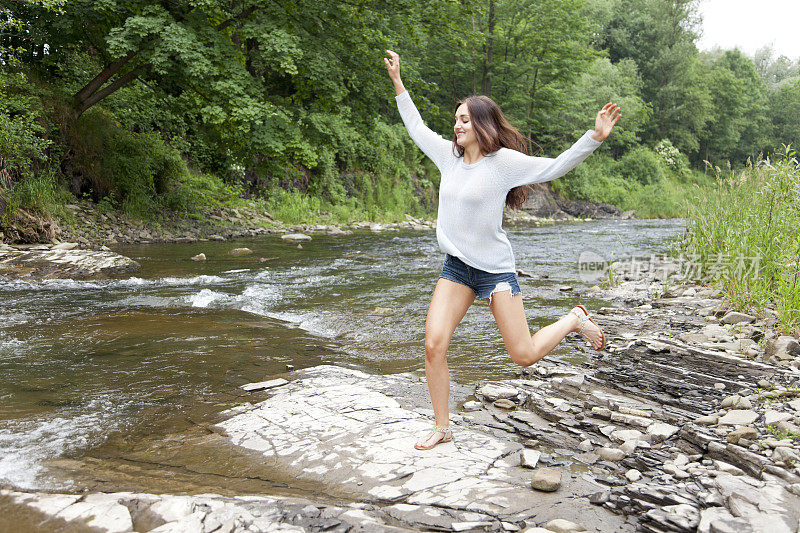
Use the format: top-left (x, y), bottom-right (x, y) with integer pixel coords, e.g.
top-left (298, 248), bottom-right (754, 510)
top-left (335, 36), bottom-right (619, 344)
top-left (569, 306), bottom-right (605, 350)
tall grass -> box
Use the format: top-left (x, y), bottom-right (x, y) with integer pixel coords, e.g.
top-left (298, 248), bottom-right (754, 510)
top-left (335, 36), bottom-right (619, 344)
top-left (680, 148), bottom-right (800, 332)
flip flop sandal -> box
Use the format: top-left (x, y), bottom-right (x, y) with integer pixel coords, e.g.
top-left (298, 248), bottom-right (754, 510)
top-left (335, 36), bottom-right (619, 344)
top-left (414, 426), bottom-right (452, 450)
top-left (571, 305), bottom-right (606, 351)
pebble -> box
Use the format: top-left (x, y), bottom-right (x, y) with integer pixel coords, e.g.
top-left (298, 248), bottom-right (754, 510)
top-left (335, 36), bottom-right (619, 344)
top-left (191, 253), bottom-right (206, 261)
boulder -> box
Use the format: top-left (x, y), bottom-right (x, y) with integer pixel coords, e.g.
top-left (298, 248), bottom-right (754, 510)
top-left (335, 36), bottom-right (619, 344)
top-left (531, 468), bottom-right (562, 492)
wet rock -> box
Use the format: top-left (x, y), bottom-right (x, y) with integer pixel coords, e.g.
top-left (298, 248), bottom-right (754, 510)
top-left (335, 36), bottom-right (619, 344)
top-left (720, 312), bottom-right (756, 325)
top-left (191, 253), bottom-right (206, 261)
top-left (281, 233), bottom-right (312, 242)
top-left (726, 427), bottom-right (757, 444)
top-left (543, 518), bottom-right (586, 532)
top-left (572, 452), bottom-right (599, 465)
top-left (0, 247), bottom-right (140, 279)
top-left (717, 409), bottom-right (758, 426)
top-left (240, 378), bottom-right (289, 392)
top-left (531, 468), bottom-right (562, 492)
top-left (228, 247), bottom-right (252, 256)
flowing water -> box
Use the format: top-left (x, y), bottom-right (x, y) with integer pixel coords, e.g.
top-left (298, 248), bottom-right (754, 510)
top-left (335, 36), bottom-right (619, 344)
top-left (0, 218), bottom-right (685, 493)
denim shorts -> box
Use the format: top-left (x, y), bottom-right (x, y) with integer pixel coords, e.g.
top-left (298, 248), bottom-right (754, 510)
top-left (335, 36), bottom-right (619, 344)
top-left (439, 254), bottom-right (522, 304)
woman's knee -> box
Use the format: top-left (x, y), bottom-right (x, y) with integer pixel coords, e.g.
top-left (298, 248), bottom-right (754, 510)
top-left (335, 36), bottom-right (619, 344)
top-left (508, 343), bottom-right (539, 367)
top-left (424, 334), bottom-right (449, 361)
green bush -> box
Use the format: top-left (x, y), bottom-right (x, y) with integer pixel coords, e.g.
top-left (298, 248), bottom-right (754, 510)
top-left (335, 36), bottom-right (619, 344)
top-left (70, 109), bottom-right (190, 217)
top-left (614, 146), bottom-right (665, 186)
top-left (552, 154), bottom-right (630, 206)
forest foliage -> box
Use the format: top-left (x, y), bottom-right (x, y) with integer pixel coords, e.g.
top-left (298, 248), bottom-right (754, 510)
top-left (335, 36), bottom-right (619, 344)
top-left (2, 0), bottom-right (800, 227)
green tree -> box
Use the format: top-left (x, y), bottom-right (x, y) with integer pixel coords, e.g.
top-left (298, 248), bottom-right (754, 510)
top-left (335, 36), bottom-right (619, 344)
top-left (596, 0), bottom-right (711, 154)
top-left (697, 49), bottom-right (769, 166)
top-left (559, 57), bottom-right (651, 153)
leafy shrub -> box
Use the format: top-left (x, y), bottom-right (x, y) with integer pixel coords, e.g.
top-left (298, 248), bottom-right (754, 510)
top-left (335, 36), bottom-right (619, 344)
top-left (551, 154), bottom-right (630, 206)
top-left (69, 109), bottom-right (189, 217)
top-left (655, 139), bottom-right (692, 182)
top-left (614, 146), bottom-right (665, 185)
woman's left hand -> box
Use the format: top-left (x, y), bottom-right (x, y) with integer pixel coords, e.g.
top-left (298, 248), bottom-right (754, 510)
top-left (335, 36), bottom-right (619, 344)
top-left (591, 103), bottom-right (621, 142)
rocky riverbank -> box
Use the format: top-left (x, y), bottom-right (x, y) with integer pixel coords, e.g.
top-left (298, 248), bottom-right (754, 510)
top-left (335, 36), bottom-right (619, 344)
top-left (11, 191), bottom-right (629, 249)
top-left (5, 255), bottom-right (800, 532)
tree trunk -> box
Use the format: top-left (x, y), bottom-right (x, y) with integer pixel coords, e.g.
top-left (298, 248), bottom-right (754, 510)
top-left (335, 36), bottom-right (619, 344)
top-left (481, 0), bottom-right (494, 96)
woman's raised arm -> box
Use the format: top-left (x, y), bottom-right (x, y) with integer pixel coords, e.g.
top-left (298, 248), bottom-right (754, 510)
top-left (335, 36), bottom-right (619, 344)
top-left (497, 103), bottom-right (621, 189)
top-left (385, 50), bottom-right (455, 170)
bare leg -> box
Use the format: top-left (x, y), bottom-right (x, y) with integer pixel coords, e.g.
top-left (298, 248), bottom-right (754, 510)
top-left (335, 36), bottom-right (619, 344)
top-left (416, 278), bottom-right (476, 448)
top-left (488, 290), bottom-right (603, 367)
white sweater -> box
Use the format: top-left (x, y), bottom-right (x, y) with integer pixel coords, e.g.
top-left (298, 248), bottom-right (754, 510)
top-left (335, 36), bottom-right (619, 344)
top-left (395, 90), bottom-right (603, 273)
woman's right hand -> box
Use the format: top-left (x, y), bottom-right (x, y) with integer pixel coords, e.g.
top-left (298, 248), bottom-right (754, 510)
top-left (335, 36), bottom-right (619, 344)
top-left (384, 49), bottom-right (401, 82)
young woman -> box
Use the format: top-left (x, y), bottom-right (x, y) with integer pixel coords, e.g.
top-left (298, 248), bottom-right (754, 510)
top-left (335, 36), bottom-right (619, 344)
top-left (383, 50), bottom-right (620, 450)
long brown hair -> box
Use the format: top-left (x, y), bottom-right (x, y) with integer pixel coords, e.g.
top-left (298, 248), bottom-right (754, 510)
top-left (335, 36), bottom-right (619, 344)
top-left (453, 95), bottom-right (531, 210)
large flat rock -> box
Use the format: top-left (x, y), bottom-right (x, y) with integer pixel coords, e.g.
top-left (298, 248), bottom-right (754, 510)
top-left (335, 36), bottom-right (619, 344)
top-left (0, 247), bottom-right (140, 279)
top-left (215, 366), bottom-right (619, 526)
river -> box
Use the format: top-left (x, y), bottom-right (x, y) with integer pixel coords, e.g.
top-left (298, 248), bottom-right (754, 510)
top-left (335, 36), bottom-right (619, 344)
top-left (0, 218), bottom-right (685, 494)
